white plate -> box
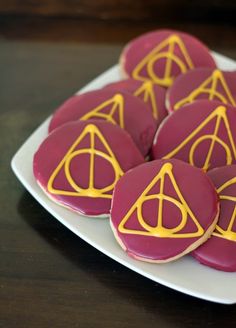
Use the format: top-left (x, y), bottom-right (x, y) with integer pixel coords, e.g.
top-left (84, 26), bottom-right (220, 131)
top-left (11, 52), bottom-right (236, 304)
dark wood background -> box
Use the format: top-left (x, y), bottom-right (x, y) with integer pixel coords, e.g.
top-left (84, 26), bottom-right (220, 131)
top-left (0, 0), bottom-right (235, 21)
top-left (1, 1), bottom-right (236, 327)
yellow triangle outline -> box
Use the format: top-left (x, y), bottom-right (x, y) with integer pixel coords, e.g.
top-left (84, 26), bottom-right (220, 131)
top-left (134, 81), bottom-right (159, 119)
top-left (132, 34), bottom-right (194, 87)
top-left (163, 105), bottom-right (236, 171)
top-left (47, 124), bottom-right (124, 198)
top-left (118, 162), bottom-right (204, 238)
top-left (212, 177), bottom-right (236, 242)
top-left (80, 94), bottom-right (125, 129)
top-left (174, 69), bottom-right (236, 110)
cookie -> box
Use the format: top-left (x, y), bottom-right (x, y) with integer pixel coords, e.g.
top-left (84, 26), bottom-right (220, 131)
top-left (152, 100), bottom-right (236, 171)
top-left (120, 29), bottom-right (216, 88)
top-left (110, 159), bottom-right (219, 263)
top-left (104, 78), bottom-right (168, 125)
top-left (167, 68), bottom-right (236, 112)
top-left (49, 89), bottom-right (156, 156)
top-left (192, 165), bottom-right (236, 272)
top-left (33, 120), bottom-right (144, 216)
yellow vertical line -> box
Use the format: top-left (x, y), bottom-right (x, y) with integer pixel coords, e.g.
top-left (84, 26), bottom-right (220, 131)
top-left (164, 41), bottom-right (174, 80)
top-left (118, 96), bottom-right (125, 129)
top-left (178, 40), bottom-right (194, 69)
top-left (227, 204), bottom-right (236, 232)
top-left (143, 87), bottom-right (149, 102)
top-left (202, 114), bottom-right (221, 170)
top-left (157, 173), bottom-right (165, 228)
top-left (109, 97), bottom-right (117, 117)
top-left (222, 113), bottom-right (236, 160)
top-left (209, 74), bottom-right (218, 100)
top-left (149, 87), bottom-right (158, 119)
top-left (89, 130), bottom-right (95, 189)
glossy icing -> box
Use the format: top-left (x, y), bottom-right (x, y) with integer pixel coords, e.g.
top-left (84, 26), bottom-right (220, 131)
top-left (152, 100), bottom-right (236, 171)
top-left (192, 165), bottom-right (236, 271)
top-left (167, 68), bottom-right (236, 112)
top-left (47, 124), bottom-right (124, 199)
top-left (121, 30), bottom-right (216, 87)
top-left (111, 159), bottom-right (218, 262)
top-left (34, 120), bottom-right (144, 216)
top-left (49, 89), bottom-right (156, 156)
top-left (104, 78), bottom-right (167, 124)
top-left (80, 94), bottom-right (125, 128)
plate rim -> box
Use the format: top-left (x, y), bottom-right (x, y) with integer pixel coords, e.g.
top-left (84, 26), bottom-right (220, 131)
top-left (11, 51), bottom-right (236, 305)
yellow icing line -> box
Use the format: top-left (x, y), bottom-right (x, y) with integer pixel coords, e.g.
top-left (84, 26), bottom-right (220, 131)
top-left (212, 205), bottom-right (236, 242)
top-left (163, 105), bottom-right (236, 171)
top-left (174, 70), bottom-right (236, 110)
top-left (80, 94), bottom-right (125, 129)
top-left (134, 81), bottom-right (159, 119)
top-left (132, 34), bottom-right (194, 87)
top-left (212, 176), bottom-right (236, 242)
top-left (118, 162), bottom-right (204, 238)
top-left (47, 124), bottom-right (124, 198)
top-left (217, 176), bottom-right (236, 194)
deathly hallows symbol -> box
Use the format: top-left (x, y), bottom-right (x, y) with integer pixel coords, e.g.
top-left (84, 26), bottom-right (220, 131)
top-left (163, 105), bottom-right (236, 171)
top-left (118, 163), bottom-right (204, 238)
top-left (47, 124), bottom-right (124, 198)
top-left (132, 35), bottom-right (194, 87)
top-left (174, 69), bottom-right (236, 110)
top-left (80, 94), bottom-right (125, 128)
top-left (212, 177), bottom-right (236, 242)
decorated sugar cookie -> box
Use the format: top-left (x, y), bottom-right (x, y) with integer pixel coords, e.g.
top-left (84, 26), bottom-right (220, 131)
top-left (33, 120), bottom-right (144, 216)
top-left (110, 159), bottom-right (219, 263)
top-left (167, 68), bottom-right (236, 112)
top-left (120, 29), bottom-right (216, 88)
top-left (104, 78), bottom-right (168, 125)
top-left (49, 89), bottom-right (156, 156)
top-left (152, 100), bottom-right (236, 171)
top-left (192, 165), bottom-right (236, 272)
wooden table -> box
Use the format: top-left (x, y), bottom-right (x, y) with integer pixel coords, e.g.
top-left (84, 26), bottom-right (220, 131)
top-left (1, 16), bottom-right (236, 328)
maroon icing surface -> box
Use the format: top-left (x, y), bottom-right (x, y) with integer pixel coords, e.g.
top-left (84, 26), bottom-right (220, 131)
top-left (152, 100), bottom-right (236, 170)
top-left (110, 159), bottom-right (218, 261)
top-left (104, 78), bottom-right (168, 126)
top-left (192, 165), bottom-right (236, 272)
top-left (33, 120), bottom-right (144, 216)
top-left (121, 30), bottom-right (216, 86)
top-left (167, 68), bottom-right (236, 112)
top-left (104, 79), bottom-right (145, 93)
top-left (49, 89), bottom-right (156, 156)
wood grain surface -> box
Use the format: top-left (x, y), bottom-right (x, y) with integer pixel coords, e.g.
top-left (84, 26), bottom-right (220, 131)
top-left (1, 16), bottom-right (236, 328)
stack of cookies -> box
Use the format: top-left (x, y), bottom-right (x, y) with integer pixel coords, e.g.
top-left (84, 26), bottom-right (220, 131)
top-left (33, 29), bottom-right (236, 272)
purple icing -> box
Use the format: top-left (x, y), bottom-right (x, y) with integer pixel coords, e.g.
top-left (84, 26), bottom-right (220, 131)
top-left (192, 165), bottom-right (236, 272)
top-left (167, 68), bottom-right (236, 112)
top-left (104, 78), bottom-right (168, 126)
top-left (34, 120), bottom-right (144, 216)
top-left (152, 100), bottom-right (236, 170)
top-left (121, 30), bottom-right (216, 86)
top-left (49, 89), bottom-right (157, 156)
top-left (111, 159), bottom-right (218, 261)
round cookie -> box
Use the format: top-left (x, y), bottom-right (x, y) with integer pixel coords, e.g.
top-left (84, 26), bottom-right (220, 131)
top-left (120, 29), bottom-right (216, 88)
top-left (152, 100), bottom-right (236, 171)
top-left (192, 165), bottom-right (236, 272)
top-left (167, 68), bottom-right (236, 112)
top-left (49, 89), bottom-right (157, 156)
top-left (110, 159), bottom-right (219, 263)
top-left (104, 78), bottom-right (168, 125)
top-left (34, 120), bottom-right (144, 217)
